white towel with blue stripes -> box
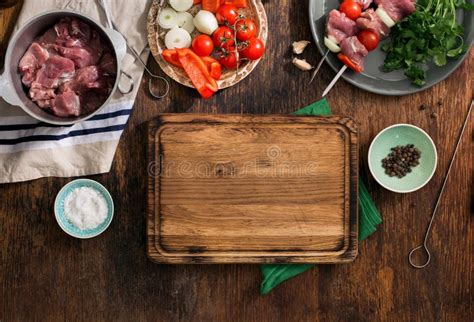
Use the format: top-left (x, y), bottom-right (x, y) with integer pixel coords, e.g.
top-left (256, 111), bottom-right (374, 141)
top-left (0, 0), bottom-right (150, 183)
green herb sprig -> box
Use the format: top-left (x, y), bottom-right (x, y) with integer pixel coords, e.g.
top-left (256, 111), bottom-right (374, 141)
top-left (382, 0), bottom-right (473, 86)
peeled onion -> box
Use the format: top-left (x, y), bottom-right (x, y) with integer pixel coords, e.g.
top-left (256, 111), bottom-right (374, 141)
top-left (324, 36), bottom-right (341, 53)
top-left (165, 27), bottom-right (192, 49)
top-left (193, 10), bottom-right (219, 35)
top-left (158, 8), bottom-right (179, 29)
top-left (169, 0), bottom-right (193, 12)
top-left (375, 8), bottom-right (395, 28)
top-left (177, 12), bottom-right (195, 34)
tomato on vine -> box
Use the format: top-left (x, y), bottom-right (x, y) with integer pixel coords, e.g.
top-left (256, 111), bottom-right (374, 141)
top-left (212, 26), bottom-right (235, 49)
top-left (218, 47), bottom-right (239, 69)
top-left (235, 18), bottom-right (257, 41)
top-left (216, 5), bottom-right (239, 25)
top-left (240, 37), bottom-right (264, 60)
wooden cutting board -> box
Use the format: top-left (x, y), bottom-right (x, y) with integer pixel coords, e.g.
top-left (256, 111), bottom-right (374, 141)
top-left (147, 114), bottom-right (358, 264)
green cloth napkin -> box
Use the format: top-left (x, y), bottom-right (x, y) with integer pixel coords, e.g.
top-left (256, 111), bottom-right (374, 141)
top-left (260, 98), bottom-right (382, 295)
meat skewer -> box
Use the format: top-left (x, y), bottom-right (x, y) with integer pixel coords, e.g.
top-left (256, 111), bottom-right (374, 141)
top-left (321, 0), bottom-right (416, 96)
top-left (309, 9), bottom-right (358, 84)
top-left (322, 36), bottom-right (368, 96)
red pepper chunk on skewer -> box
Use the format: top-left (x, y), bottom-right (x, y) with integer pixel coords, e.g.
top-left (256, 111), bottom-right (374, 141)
top-left (337, 53), bottom-right (363, 73)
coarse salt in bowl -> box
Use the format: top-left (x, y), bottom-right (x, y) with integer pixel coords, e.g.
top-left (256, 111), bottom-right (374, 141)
top-left (54, 179), bottom-right (114, 239)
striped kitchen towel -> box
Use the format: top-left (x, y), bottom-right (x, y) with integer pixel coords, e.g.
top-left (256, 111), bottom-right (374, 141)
top-left (0, 0), bottom-right (151, 183)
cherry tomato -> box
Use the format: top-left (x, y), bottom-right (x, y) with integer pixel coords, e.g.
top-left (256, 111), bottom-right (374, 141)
top-left (218, 48), bottom-right (239, 69)
top-left (216, 5), bottom-right (239, 25)
top-left (191, 35), bottom-right (214, 57)
top-left (240, 37), bottom-right (264, 60)
top-left (339, 1), bottom-right (361, 20)
top-left (212, 26), bottom-right (235, 49)
top-left (357, 30), bottom-right (380, 51)
top-left (235, 18), bottom-right (257, 41)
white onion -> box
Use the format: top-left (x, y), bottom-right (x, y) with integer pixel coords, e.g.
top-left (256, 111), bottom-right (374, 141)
top-left (177, 12), bottom-right (195, 34)
top-left (165, 27), bottom-right (192, 49)
top-left (324, 36), bottom-right (341, 53)
top-left (375, 8), bottom-right (395, 28)
top-left (169, 0), bottom-right (193, 12)
top-left (193, 10), bottom-right (219, 35)
top-left (158, 8), bottom-right (179, 29)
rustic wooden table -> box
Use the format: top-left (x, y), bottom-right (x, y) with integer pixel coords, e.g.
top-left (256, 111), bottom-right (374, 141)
top-left (1, 1), bottom-right (472, 321)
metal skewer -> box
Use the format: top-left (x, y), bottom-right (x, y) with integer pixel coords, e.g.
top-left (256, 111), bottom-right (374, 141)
top-left (408, 102), bottom-right (473, 269)
top-left (98, 0), bottom-right (170, 99)
top-left (322, 65), bottom-right (347, 97)
top-left (309, 49), bottom-right (329, 84)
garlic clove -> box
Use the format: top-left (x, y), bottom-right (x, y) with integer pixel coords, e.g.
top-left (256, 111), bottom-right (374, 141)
top-left (292, 40), bottom-right (311, 55)
top-left (292, 58), bottom-right (313, 71)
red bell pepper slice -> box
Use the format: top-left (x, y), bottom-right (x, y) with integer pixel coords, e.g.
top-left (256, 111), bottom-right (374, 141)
top-left (176, 48), bottom-right (219, 99)
top-left (209, 62), bottom-right (222, 80)
top-left (162, 49), bottom-right (181, 68)
top-left (162, 52), bottom-right (222, 81)
top-left (201, 56), bottom-right (222, 80)
top-left (337, 53), bottom-right (363, 73)
top-left (224, 0), bottom-right (247, 8)
top-left (201, 56), bottom-right (217, 66)
top-left (202, 0), bottom-right (221, 12)
top-left (193, 0), bottom-right (202, 4)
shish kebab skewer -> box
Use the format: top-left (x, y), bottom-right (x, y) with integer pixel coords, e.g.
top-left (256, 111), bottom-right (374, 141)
top-left (310, 0), bottom-right (374, 84)
top-left (321, 0), bottom-right (417, 95)
top-left (310, 0), bottom-right (402, 84)
top-left (322, 7), bottom-right (392, 96)
top-left (311, 0), bottom-right (416, 95)
top-left (309, 8), bottom-right (359, 84)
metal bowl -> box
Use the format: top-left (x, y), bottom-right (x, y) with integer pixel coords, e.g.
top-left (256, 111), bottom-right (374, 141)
top-left (0, 10), bottom-right (126, 125)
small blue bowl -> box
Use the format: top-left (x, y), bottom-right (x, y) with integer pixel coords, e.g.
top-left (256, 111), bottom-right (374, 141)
top-left (54, 179), bottom-right (114, 239)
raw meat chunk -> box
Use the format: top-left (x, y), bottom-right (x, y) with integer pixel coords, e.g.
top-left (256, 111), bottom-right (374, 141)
top-left (375, 0), bottom-right (416, 22)
top-left (340, 36), bottom-right (369, 70)
top-left (18, 43), bottom-right (50, 86)
top-left (326, 10), bottom-right (359, 44)
top-left (99, 53), bottom-right (117, 76)
top-left (356, 9), bottom-right (391, 39)
top-left (18, 17), bottom-right (117, 118)
top-left (52, 89), bottom-right (81, 117)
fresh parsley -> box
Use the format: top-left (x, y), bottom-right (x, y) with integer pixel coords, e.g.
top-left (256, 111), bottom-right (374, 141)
top-left (382, 0), bottom-right (473, 86)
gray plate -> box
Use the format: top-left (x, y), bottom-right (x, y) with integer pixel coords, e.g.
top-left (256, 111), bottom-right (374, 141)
top-left (308, 0), bottom-right (474, 96)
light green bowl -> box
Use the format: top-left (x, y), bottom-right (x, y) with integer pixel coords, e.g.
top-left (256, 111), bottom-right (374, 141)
top-left (368, 124), bottom-right (437, 193)
top-left (54, 179), bottom-right (114, 239)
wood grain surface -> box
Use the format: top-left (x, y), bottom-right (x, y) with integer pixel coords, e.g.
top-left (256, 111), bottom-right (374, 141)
top-left (147, 114), bottom-right (358, 263)
top-left (0, 1), bottom-right (473, 321)
top-left (0, 0), bottom-right (21, 68)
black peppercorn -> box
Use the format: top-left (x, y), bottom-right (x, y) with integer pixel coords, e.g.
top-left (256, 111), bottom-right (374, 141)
top-left (381, 144), bottom-right (422, 179)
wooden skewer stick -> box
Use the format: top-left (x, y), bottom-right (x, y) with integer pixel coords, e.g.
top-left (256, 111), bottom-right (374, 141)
top-left (322, 65), bottom-right (347, 97)
top-left (309, 49), bottom-right (330, 85)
